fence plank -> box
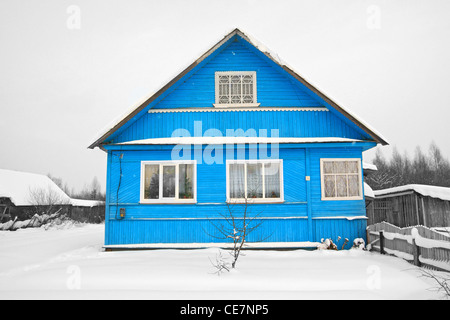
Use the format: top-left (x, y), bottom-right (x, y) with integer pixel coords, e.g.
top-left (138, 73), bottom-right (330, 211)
top-left (367, 222), bottom-right (450, 272)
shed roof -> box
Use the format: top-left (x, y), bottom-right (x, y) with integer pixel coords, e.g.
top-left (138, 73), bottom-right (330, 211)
top-left (71, 198), bottom-right (104, 208)
top-left (363, 162), bottom-right (378, 172)
top-left (88, 28), bottom-right (388, 150)
top-left (374, 184), bottom-right (450, 202)
top-left (364, 182), bottom-right (375, 199)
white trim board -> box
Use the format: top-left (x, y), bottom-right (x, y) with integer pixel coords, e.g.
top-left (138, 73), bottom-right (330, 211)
top-left (117, 137), bottom-right (364, 146)
top-left (148, 107), bottom-right (328, 113)
top-left (104, 241), bottom-right (322, 250)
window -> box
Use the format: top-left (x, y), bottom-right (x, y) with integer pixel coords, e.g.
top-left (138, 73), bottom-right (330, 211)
top-left (320, 159), bottom-right (363, 200)
top-left (214, 71), bottom-right (259, 107)
top-left (141, 161), bottom-right (196, 203)
top-left (227, 160), bottom-right (283, 203)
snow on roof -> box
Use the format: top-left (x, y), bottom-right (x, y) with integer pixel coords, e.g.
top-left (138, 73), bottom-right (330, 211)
top-left (364, 182), bottom-right (375, 199)
top-left (0, 169), bottom-right (72, 206)
top-left (0, 169), bottom-right (104, 207)
top-left (116, 137), bottom-right (364, 146)
top-left (71, 198), bottom-right (104, 207)
top-left (374, 184), bottom-right (450, 202)
top-left (363, 162), bottom-right (378, 171)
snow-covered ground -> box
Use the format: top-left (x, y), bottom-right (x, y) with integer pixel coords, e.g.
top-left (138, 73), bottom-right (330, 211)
top-left (0, 224), bottom-right (446, 300)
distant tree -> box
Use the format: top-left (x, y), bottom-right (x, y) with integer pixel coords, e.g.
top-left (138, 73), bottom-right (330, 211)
top-left (47, 174), bottom-right (72, 196)
top-left (89, 177), bottom-right (102, 200)
top-left (367, 142), bottom-right (450, 190)
top-left (28, 185), bottom-right (71, 216)
top-left (429, 142), bottom-right (450, 187)
top-left (411, 146), bottom-right (433, 185)
top-left (367, 149), bottom-right (398, 189)
top-left (73, 177), bottom-right (105, 201)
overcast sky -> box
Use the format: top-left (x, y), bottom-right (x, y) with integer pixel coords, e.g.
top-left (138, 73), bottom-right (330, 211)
top-left (1, 0), bottom-right (449, 192)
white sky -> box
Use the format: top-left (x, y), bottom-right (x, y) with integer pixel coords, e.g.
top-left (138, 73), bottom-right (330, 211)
top-left (1, 0), bottom-right (449, 192)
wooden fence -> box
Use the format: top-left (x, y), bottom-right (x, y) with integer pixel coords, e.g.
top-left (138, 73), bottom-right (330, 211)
top-left (367, 222), bottom-right (450, 272)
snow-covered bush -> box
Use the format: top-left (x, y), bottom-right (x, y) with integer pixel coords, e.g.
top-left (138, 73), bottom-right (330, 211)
top-left (317, 237), bottom-right (351, 250)
top-left (0, 213), bottom-right (82, 231)
top-left (317, 238), bottom-right (338, 250)
top-left (352, 238), bottom-right (366, 250)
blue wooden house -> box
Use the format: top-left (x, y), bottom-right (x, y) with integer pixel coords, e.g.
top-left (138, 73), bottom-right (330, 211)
top-left (89, 29), bottom-right (388, 249)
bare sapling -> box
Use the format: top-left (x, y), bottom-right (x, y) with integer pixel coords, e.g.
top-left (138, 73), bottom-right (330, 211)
top-left (206, 196), bottom-right (270, 271)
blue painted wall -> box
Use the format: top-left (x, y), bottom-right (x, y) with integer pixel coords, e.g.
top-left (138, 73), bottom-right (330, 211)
top-left (104, 145), bottom-right (368, 247)
top-left (151, 39), bottom-right (321, 109)
top-left (109, 109), bottom-right (368, 144)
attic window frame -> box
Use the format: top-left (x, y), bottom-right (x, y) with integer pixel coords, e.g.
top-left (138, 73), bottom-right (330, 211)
top-left (214, 71), bottom-right (260, 108)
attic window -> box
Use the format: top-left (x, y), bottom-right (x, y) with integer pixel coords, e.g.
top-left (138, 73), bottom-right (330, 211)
top-left (214, 71), bottom-right (259, 108)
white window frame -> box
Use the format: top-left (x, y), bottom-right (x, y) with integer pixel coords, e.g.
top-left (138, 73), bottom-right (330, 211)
top-left (320, 158), bottom-right (363, 201)
top-left (140, 160), bottom-right (197, 204)
top-left (214, 71), bottom-right (260, 108)
top-left (226, 159), bottom-right (284, 204)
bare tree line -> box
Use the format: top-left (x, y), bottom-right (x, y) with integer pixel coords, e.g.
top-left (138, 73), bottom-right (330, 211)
top-left (366, 142), bottom-right (450, 190)
top-left (47, 174), bottom-right (105, 201)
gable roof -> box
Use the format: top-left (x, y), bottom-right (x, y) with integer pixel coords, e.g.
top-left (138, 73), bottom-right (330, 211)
top-left (0, 169), bottom-right (72, 206)
top-left (0, 169), bottom-right (103, 207)
top-left (89, 28), bottom-right (388, 149)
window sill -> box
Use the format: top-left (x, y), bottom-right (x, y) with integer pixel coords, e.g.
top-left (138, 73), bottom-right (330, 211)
top-left (213, 103), bottom-right (260, 109)
top-left (321, 197), bottom-right (363, 201)
top-left (226, 199), bottom-right (285, 204)
top-left (139, 199), bottom-right (197, 205)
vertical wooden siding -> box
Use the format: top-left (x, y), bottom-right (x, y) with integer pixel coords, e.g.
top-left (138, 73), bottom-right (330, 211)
top-left (372, 193), bottom-right (450, 228)
top-left (105, 145), bottom-right (367, 246)
top-left (151, 38), bottom-right (321, 109)
top-left (110, 110), bottom-right (367, 144)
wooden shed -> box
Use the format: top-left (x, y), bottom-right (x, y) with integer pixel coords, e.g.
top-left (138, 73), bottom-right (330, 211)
top-left (370, 184), bottom-right (450, 228)
top-left (0, 169), bottom-right (104, 223)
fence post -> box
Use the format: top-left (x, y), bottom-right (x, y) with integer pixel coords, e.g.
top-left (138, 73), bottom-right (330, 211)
top-left (379, 231), bottom-right (385, 255)
top-left (411, 228), bottom-right (421, 267)
top-left (412, 238), bottom-right (421, 267)
top-left (366, 227), bottom-right (370, 250)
